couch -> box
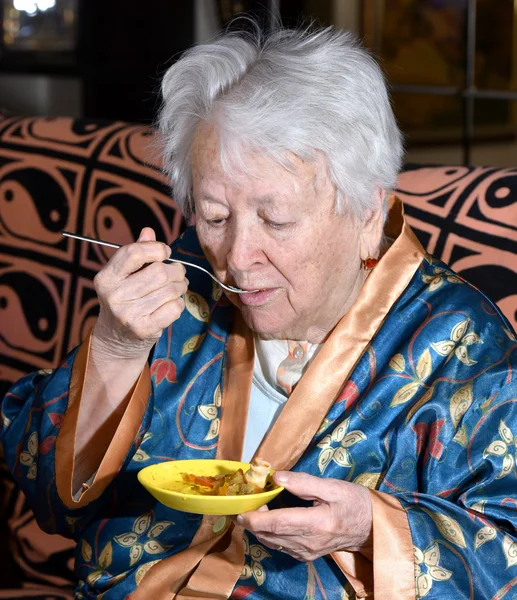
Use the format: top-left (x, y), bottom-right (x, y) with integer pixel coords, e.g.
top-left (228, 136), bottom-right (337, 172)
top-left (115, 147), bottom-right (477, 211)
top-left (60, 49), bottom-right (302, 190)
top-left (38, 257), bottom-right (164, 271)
top-left (0, 116), bottom-right (516, 598)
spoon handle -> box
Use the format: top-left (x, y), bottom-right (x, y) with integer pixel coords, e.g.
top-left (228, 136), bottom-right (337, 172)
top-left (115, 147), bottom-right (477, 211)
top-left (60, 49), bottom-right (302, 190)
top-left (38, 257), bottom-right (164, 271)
top-left (61, 231), bottom-right (255, 294)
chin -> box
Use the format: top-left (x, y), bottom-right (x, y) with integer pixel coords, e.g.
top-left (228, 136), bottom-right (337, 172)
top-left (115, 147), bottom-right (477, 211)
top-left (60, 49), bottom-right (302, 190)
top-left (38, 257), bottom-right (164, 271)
top-left (238, 307), bottom-right (293, 338)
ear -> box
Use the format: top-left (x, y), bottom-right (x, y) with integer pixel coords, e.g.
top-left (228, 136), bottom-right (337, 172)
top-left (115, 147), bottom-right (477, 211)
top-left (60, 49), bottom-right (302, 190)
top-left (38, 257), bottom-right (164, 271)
top-left (359, 188), bottom-right (385, 260)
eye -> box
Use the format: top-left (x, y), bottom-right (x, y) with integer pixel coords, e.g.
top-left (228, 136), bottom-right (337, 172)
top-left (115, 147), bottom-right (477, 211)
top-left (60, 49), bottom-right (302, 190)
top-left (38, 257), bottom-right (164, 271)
top-left (265, 220), bottom-right (290, 230)
top-left (206, 218), bottom-right (228, 227)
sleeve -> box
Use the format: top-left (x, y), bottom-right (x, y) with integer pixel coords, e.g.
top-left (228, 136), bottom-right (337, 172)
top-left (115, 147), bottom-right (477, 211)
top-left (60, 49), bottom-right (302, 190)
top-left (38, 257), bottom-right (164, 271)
top-left (331, 491), bottom-right (414, 599)
top-left (332, 371), bottom-right (517, 600)
top-left (391, 378), bottom-right (517, 599)
top-left (0, 331), bottom-right (154, 539)
top-left (369, 377), bottom-right (517, 600)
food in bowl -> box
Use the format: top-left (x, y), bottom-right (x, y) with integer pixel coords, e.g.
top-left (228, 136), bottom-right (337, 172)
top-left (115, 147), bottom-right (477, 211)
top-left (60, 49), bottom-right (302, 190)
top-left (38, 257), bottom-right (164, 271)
top-left (181, 459), bottom-right (272, 496)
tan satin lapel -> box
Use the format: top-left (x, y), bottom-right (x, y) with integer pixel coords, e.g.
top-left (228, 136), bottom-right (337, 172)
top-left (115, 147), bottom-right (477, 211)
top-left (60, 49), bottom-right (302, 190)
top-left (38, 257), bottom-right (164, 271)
top-left (170, 311), bottom-right (252, 598)
top-left (130, 515), bottom-right (231, 600)
top-left (217, 309), bottom-right (254, 461)
top-left (329, 551), bottom-right (374, 598)
top-left (175, 524), bottom-right (246, 600)
top-left (55, 329), bottom-right (92, 507)
top-left (133, 311), bottom-right (253, 599)
top-left (255, 198), bottom-right (425, 470)
top-left (55, 330), bottom-right (151, 509)
top-left (370, 490), bottom-right (416, 599)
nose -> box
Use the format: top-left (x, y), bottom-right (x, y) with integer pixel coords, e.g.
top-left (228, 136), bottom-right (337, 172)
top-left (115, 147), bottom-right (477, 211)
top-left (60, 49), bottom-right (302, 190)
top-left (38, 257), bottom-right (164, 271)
top-left (226, 223), bottom-right (266, 274)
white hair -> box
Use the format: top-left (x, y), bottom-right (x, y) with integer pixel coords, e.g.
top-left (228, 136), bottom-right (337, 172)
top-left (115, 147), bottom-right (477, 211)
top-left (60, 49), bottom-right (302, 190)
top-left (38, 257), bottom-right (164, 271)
top-left (157, 24), bottom-right (404, 220)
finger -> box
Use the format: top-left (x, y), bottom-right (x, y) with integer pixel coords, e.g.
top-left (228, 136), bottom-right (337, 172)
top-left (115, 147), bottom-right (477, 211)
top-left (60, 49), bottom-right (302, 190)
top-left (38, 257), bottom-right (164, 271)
top-left (237, 506), bottom-right (319, 536)
top-left (109, 294), bottom-right (185, 342)
top-left (273, 471), bottom-right (345, 503)
top-left (253, 533), bottom-right (316, 562)
top-left (137, 227), bottom-right (157, 243)
top-left (104, 241), bottom-right (173, 281)
top-left (147, 296), bottom-right (185, 333)
top-left (252, 535), bottom-right (287, 553)
top-left (121, 280), bottom-right (188, 321)
top-left (115, 262), bottom-right (187, 302)
top-left (230, 503), bottom-right (268, 526)
top-left (120, 298), bottom-right (185, 341)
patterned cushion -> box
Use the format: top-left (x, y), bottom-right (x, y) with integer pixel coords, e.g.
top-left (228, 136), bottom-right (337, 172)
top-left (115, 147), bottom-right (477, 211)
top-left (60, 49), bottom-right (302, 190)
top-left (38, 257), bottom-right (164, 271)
top-left (398, 165), bottom-right (517, 331)
top-left (0, 116), bottom-right (182, 596)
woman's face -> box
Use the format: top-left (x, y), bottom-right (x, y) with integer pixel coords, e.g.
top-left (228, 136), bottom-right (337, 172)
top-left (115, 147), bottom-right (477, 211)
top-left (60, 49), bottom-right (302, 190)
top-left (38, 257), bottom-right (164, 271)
top-left (191, 124), bottom-right (382, 342)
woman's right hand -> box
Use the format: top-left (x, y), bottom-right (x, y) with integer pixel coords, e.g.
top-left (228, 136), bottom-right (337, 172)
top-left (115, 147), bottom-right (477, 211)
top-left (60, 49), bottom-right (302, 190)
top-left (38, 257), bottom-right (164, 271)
top-left (92, 227), bottom-right (188, 360)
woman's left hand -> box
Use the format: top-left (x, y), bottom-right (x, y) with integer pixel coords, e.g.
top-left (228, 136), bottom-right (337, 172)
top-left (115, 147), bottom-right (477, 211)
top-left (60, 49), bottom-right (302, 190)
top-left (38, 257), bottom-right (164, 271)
top-left (236, 471), bottom-right (373, 562)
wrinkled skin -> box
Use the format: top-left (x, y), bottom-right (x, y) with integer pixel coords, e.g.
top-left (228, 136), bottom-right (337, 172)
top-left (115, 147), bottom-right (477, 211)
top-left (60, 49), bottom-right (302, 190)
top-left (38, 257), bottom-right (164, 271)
top-left (191, 122), bottom-right (384, 344)
top-left (235, 471), bottom-right (373, 561)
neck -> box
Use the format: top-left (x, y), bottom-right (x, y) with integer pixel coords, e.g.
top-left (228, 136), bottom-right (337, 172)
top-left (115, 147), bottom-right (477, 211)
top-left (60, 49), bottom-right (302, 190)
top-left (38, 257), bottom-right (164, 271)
top-left (260, 267), bottom-right (369, 344)
top-left (306, 268), bottom-right (369, 343)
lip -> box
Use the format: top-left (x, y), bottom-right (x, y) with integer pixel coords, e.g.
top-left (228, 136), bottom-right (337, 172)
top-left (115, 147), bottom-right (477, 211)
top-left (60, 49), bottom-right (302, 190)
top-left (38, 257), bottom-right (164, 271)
top-left (238, 287), bottom-right (280, 306)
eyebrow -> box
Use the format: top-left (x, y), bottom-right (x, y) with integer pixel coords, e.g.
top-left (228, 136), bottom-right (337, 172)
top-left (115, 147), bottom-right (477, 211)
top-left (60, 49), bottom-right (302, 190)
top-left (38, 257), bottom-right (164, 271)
top-left (199, 194), bottom-right (224, 204)
top-left (255, 194), bottom-right (276, 204)
top-left (199, 193), bottom-right (279, 205)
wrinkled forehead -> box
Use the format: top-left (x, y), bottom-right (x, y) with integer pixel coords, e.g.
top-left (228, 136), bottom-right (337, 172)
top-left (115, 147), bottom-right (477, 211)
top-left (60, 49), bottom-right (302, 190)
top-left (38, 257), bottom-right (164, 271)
top-left (190, 121), bottom-right (331, 197)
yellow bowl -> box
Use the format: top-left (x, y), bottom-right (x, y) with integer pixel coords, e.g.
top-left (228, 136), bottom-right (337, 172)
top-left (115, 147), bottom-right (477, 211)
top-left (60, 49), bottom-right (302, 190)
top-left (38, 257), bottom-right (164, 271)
top-left (137, 459), bottom-right (284, 515)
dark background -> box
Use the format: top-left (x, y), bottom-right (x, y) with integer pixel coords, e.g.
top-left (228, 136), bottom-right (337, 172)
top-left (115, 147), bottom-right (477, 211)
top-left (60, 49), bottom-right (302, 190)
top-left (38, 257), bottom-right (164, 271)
top-left (0, 0), bottom-right (302, 124)
top-left (1, 0), bottom-right (517, 166)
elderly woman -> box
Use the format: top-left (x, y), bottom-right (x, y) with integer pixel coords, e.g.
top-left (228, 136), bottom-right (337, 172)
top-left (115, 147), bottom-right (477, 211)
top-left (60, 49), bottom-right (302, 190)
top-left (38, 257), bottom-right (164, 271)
top-left (2, 25), bottom-right (517, 600)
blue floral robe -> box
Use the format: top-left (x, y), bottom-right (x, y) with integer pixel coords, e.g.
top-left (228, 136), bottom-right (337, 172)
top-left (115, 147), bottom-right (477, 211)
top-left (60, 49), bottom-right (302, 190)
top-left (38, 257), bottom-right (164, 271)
top-left (2, 200), bottom-right (517, 600)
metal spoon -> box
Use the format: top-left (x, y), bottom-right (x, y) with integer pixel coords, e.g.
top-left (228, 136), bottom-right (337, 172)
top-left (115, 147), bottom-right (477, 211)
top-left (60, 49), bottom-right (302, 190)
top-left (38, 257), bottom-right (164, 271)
top-left (61, 231), bottom-right (260, 294)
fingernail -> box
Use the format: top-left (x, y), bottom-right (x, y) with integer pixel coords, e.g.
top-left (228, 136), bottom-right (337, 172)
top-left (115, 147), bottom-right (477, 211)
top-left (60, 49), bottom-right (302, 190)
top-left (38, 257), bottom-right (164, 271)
top-left (236, 515), bottom-right (244, 525)
top-left (275, 472), bottom-right (288, 484)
